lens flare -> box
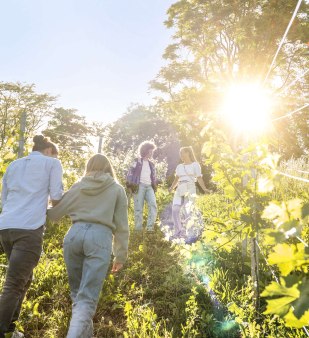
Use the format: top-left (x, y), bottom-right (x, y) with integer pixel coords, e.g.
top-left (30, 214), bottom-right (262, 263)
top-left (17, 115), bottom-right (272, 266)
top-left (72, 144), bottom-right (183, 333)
top-left (220, 320), bottom-right (238, 331)
top-left (220, 83), bottom-right (272, 134)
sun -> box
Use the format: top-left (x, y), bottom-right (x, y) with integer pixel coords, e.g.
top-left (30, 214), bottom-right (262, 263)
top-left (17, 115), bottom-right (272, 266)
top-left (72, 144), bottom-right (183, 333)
top-left (220, 83), bottom-right (272, 134)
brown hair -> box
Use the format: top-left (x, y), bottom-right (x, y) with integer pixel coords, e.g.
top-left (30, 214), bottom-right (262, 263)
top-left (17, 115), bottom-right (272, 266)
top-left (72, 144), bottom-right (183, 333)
top-left (138, 141), bottom-right (156, 158)
top-left (85, 154), bottom-right (117, 179)
top-left (50, 143), bottom-right (59, 156)
top-left (180, 146), bottom-right (197, 162)
top-left (32, 135), bottom-right (58, 153)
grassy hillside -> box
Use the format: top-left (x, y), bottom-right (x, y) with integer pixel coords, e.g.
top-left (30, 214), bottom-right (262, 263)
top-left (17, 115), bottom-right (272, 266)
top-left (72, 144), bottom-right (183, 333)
top-left (0, 184), bottom-right (308, 337)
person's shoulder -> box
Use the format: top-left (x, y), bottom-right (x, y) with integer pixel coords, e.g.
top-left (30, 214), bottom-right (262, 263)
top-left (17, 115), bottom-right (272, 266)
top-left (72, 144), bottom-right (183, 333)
top-left (7, 156), bottom-right (25, 169)
top-left (115, 182), bottom-right (127, 196)
top-left (4, 160), bottom-right (16, 173)
top-left (115, 181), bottom-right (125, 191)
top-left (193, 162), bottom-right (202, 173)
top-left (46, 157), bottom-right (62, 166)
top-left (69, 181), bottom-right (81, 190)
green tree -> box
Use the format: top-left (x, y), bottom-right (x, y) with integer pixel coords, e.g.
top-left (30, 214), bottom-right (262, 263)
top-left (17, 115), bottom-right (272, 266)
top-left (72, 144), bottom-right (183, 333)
top-left (42, 107), bottom-right (94, 187)
top-left (0, 82), bottom-right (56, 177)
top-left (0, 82), bottom-right (56, 152)
top-left (103, 104), bottom-right (180, 176)
top-left (151, 0), bottom-right (309, 157)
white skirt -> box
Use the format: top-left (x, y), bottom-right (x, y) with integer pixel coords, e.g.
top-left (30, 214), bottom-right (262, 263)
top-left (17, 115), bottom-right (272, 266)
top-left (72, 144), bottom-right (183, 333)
top-left (173, 182), bottom-right (196, 205)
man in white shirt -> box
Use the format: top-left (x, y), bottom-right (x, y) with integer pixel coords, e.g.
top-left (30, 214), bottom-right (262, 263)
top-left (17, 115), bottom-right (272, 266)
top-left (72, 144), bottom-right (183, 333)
top-left (0, 135), bottom-right (63, 338)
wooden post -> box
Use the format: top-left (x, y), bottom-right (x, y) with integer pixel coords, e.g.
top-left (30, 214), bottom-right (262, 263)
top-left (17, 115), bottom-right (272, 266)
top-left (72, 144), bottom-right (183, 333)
top-left (241, 234), bottom-right (247, 279)
top-left (251, 174), bottom-right (260, 311)
top-left (18, 111), bottom-right (27, 158)
top-left (251, 236), bottom-right (260, 310)
top-left (98, 136), bottom-right (103, 154)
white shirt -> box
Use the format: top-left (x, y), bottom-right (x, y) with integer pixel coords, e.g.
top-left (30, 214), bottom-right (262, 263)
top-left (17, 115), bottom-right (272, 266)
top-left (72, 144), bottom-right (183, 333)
top-left (175, 162), bottom-right (202, 183)
top-left (0, 151), bottom-right (63, 230)
top-left (140, 160), bottom-right (152, 185)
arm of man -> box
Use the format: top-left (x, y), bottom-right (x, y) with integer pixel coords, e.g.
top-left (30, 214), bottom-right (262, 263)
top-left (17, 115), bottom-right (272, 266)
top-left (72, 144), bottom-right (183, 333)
top-left (1, 171), bottom-right (8, 208)
top-left (49, 159), bottom-right (63, 206)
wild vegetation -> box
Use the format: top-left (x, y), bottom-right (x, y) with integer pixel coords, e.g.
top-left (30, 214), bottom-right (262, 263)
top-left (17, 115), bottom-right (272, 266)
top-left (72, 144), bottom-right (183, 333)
top-left (1, 0), bottom-right (309, 337)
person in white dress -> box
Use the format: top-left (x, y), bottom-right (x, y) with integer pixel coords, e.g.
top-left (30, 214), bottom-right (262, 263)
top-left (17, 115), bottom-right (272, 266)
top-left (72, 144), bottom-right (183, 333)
top-left (168, 146), bottom-right (210, 237)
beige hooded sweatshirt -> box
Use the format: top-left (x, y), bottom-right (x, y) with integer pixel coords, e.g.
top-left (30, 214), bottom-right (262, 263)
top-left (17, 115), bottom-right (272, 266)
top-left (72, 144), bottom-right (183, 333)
top-left (47, 173), bottom-right (129, 264)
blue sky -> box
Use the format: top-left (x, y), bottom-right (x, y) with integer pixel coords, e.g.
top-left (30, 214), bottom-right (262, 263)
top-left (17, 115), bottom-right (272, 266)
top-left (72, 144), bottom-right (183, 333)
top-left (0, 0), bottom-right (174, 124)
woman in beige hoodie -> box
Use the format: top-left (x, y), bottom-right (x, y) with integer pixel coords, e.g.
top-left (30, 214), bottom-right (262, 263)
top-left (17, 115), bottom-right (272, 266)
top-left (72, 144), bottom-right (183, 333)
top-left (47, 154), bottom-right (129, 338)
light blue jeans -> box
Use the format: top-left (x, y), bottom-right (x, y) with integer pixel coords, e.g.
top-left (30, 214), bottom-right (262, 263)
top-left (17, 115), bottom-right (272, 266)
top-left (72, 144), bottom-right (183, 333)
top-left (133, 183), bottom-right (157, 230)
top-left (63, 222), bottom-right (112, 338)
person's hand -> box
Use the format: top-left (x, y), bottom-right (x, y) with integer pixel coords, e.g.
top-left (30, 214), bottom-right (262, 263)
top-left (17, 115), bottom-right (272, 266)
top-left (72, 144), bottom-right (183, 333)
top-left (111, 262), bottom-right (123, 273)
top-left (168, 186), bottom-right (173, 193)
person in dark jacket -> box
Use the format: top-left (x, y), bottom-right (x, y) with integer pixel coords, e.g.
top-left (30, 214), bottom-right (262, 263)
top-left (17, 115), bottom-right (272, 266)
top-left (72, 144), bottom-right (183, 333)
top-left (126, 141), bottom-right (157, 232)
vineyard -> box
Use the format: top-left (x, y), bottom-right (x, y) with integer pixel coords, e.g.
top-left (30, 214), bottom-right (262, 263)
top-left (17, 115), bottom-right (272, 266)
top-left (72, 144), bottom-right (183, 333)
top-left (0, 144), bottom-right (308, 337)
top-left (1, 0), bottom-right (309, 337)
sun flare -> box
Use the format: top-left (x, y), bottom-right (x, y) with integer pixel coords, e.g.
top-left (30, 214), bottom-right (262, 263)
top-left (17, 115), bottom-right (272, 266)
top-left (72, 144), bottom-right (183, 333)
top-left (221, 84), bottom-right (272, 134)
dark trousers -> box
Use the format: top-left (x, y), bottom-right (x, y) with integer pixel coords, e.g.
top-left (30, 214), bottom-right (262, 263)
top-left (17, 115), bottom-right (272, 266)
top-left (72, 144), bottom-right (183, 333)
top-left (0, 226), bottom-right (44, 334)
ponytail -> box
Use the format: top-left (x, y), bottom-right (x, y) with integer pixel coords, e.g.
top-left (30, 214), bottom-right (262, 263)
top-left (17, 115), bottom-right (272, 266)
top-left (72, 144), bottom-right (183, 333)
top-left (32, 135), bottom-right (58, 153)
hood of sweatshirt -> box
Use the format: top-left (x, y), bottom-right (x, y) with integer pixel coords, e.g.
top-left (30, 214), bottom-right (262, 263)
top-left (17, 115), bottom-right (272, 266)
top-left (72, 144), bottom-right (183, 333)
top-left (79, 173), bottom-right (116, 196)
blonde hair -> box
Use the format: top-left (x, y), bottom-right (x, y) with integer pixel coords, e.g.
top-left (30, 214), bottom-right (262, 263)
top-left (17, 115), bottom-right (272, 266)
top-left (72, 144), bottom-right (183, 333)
top-left (85, 154), bottom-right (117, 179)
top-left (180, 146), bottom-right (197, 162)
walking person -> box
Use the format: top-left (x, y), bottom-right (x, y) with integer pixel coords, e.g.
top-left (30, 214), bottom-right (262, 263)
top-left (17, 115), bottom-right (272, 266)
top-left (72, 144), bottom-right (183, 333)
top-left (47, 154), bottom-right (129, 338)
top-left (169, 146), bottom-right (210, 237)
top-left (0, 135), bottom-right (63, 338)
top-left (126, 141), bottom-right (158, 232)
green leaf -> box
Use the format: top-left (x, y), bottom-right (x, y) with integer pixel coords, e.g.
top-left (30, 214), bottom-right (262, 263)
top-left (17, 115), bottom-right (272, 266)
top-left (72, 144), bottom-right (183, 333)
top-left (292, 279), bottom-right (309, 319)
top-left (284, 308), bottom-right (309, 328)
top-left (33, 302), bottom-right (40, 317)
top-left (301, 203), bottom-right (309, 219)
top-left (264, 229), bottom-right (286, 245)
top-left (3, 152), bottom-right (15, 160)
top-left (204, 229), bottom-right (218, 241)
top-left (202, 142), bottom-right (213, 157)
top-left (262, 202), bottom-right (282, 220)
top-left (262, 200), bottom-right (303, 229)
top-left (286, 199), bottom-right (303, 220)
top-left (262, 279), bottom-right (300, 317)
top-left (223, 185), bottom-right (236, 199)
top-left (258, 176), bottom-right (274, 193)
top-left (240, 214), bottom-right (252, 224)
top-left (264, 297), bottom-right (294, 317)
top-left (261, 279), bottom-right (299, 298)
top-left (260, 153), bottom-right (280, 170)
top-left (268, 243), bottom-right (309, 276)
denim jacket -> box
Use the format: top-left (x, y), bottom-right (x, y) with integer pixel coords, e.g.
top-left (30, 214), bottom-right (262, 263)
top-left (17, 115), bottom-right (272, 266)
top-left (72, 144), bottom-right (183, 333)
top-left (126, 158), bottom-right (157, 192)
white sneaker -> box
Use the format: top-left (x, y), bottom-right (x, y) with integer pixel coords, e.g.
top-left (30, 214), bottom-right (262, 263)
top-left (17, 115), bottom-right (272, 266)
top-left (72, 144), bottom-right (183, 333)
top-left (11, 332), bottom-right (24, 338)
